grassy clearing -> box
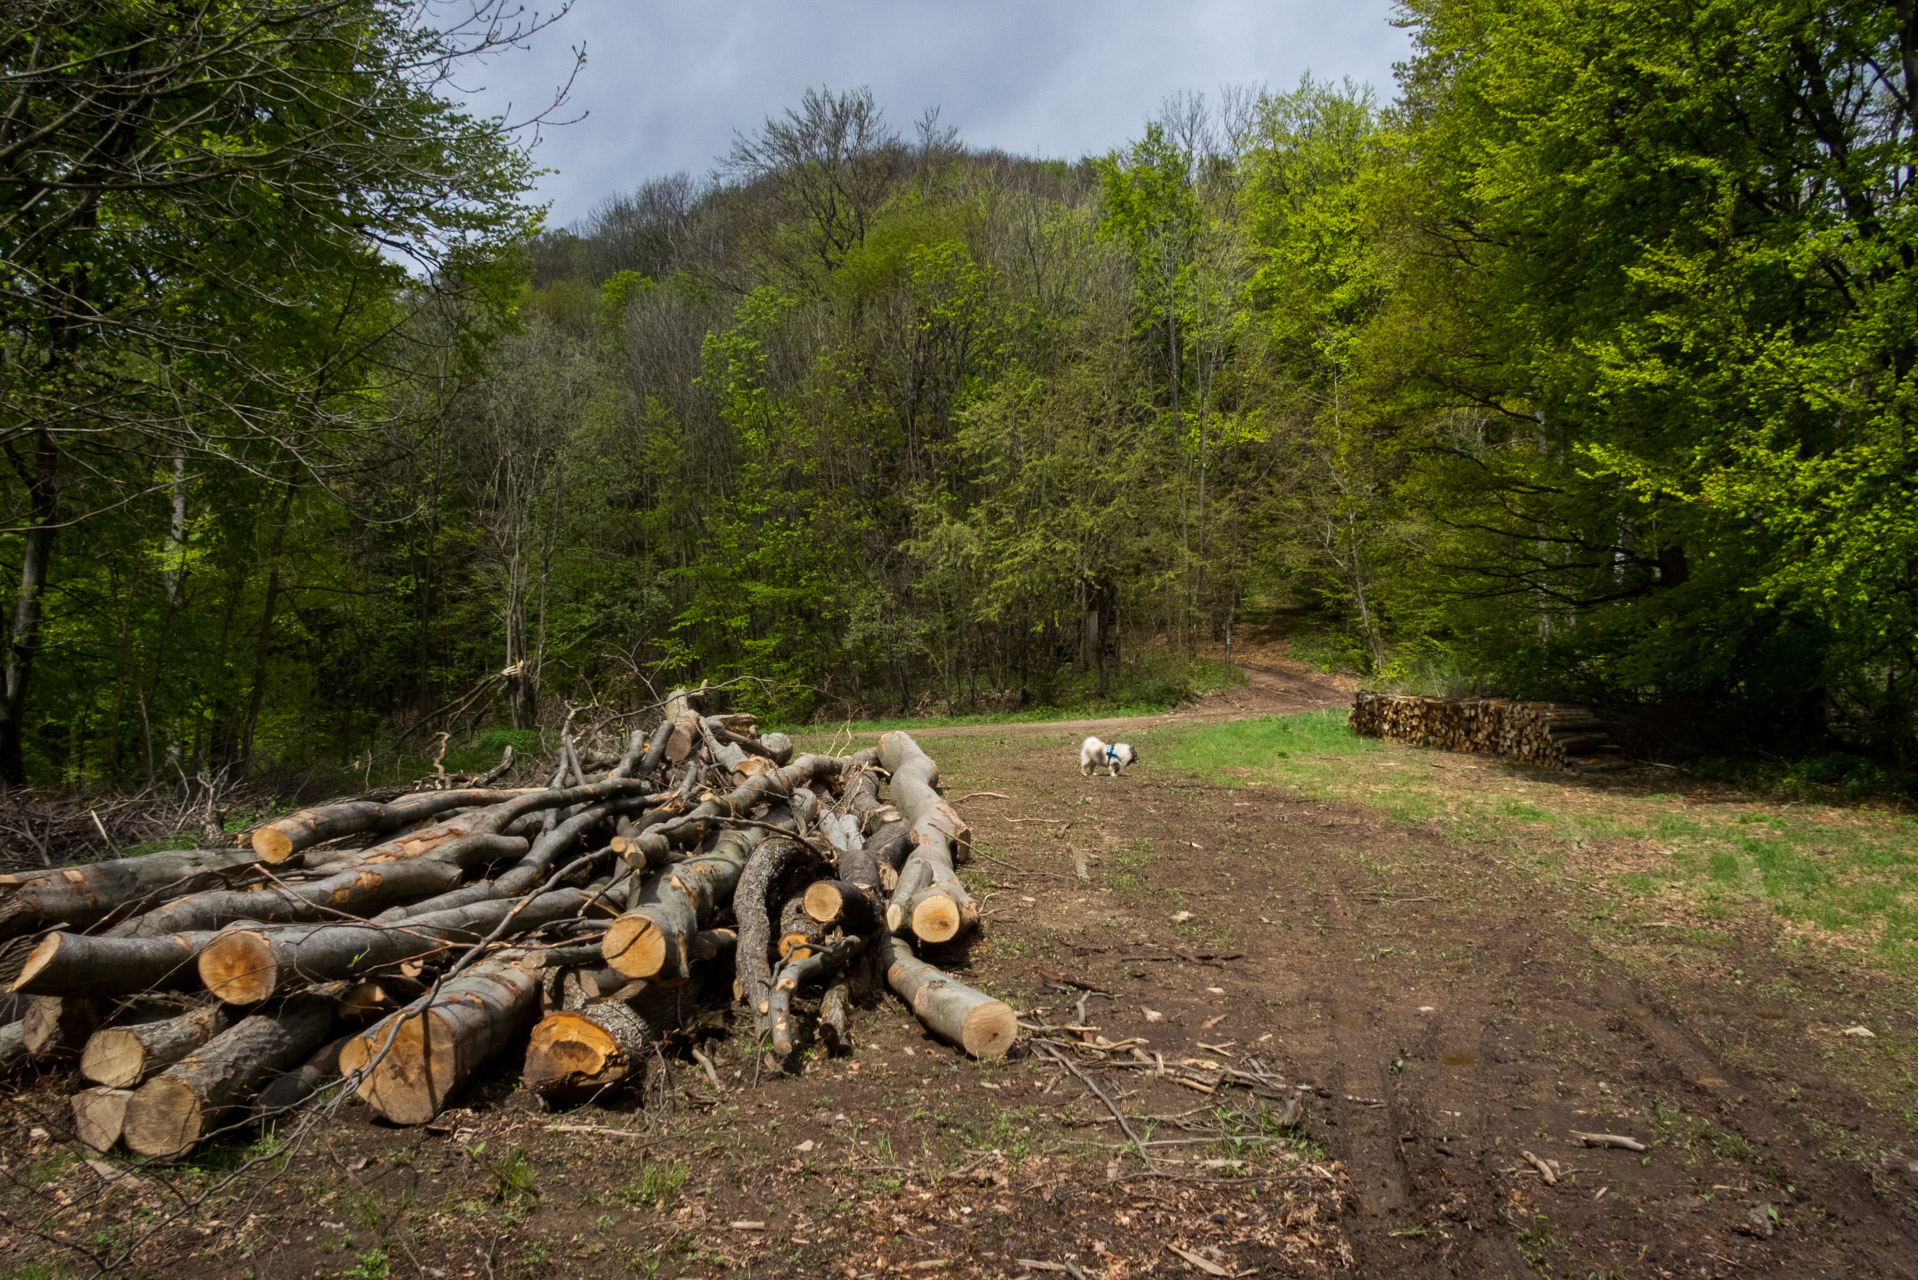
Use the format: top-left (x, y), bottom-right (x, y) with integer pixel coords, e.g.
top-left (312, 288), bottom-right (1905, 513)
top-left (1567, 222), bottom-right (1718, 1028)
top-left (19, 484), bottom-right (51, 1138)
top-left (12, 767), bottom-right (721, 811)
top-left (1161, 711), bottom-right (1918, 972)
top-left (772, 655), bottom-right (1244, 735)
top-left (1162, 709), bottom-right (1918, 1122)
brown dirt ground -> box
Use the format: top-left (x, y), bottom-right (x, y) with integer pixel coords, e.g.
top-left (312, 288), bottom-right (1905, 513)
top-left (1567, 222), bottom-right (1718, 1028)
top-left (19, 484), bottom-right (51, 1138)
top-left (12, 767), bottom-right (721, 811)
top-left (2, 662), bottom-right (1915, 1279)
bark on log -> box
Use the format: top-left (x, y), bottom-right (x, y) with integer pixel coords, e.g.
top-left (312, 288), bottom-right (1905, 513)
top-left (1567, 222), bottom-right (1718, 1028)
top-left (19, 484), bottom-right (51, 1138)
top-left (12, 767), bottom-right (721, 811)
top-left (819, 981), bottom-right (851, 1054)
top-left (251, 789), bottom-right (531, 863)
top-left (607, 730), bottom-right (647, 781)
top-left (345, 957), bottom-right (539, 1125)
top-left (81, 1004), bottom-right (234, 1088)
top-left (523, 985), bottom-right (690, 1103)
top-left (636, 715), bottom-right (675, 778)
top-left (200, 886), bottom-right (617, 1004)
top-left (12, 931), bottom-right (215, 996)
top-left (252, 1031), bottom-right (355, 1118)
top-left (734, 834), bottom-right (808, 1024)
top-left (864, 819), bottom-right (913, 873)
top-left (602, 825), bottom-right (763, 980)
top-left (883, 936), bottom-right (1015, 1059)
top-left (115, 858), bottom-right (463, 938)
top-left (23, 995), bottom-right (102, 1058)
top-left (770, 934), bottom-right (868, 1055)
top-left (73, 1086), bottom-right (133, 1151)
top-left (776, 895), bottom-right (824, 962)
top-left (0, 848), bottom-right (261, 939)
top-left (878, 732), bottom-right (971, 860)
top-left (122, 995), bottom-right (336, 1156)
top-left (0, 1021), bottom-right (28, 1073)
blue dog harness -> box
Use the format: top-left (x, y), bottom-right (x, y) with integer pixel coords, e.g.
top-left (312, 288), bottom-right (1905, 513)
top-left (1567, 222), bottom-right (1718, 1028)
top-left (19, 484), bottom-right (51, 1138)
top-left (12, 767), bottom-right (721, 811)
top-left (1106, 745), bottom-right (1120, 765)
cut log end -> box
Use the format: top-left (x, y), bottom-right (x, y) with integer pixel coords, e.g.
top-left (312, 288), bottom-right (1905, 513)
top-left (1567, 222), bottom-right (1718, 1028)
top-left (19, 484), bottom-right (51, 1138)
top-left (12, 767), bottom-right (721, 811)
top-left (122, 1075), bottom-right (206, 1157)
top-left (910, 893), bottom-right (966, 945)
top-left (802, 880), bottom-right (845, 925)
top-left (197, 931), bottom-right (277, 1004)
top-left (959, 1001), bottom-right (1018, 1059)
top-left (11, 934), bottom-right (61, 994)
top-left (524, 1011), bottom-right (637, 1100)
top-left (80, 1028), bottom-right (150, 1089)
top-left (251, 827), bottom-right (296, 864)
top-left (353, 1012), bottom-right (448, 1127)
top-left (601, 915), bottom-right (669, 979)
top-left (73, 1086), bottom-right (133, 1152)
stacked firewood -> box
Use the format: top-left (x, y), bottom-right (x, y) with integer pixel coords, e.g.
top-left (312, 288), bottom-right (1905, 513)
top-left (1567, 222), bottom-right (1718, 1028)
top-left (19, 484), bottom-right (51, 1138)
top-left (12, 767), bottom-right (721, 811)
top-left (0, 690), bottom-right (1014, 1158)
top-left (1350, 692), bottom-right (1622, 769)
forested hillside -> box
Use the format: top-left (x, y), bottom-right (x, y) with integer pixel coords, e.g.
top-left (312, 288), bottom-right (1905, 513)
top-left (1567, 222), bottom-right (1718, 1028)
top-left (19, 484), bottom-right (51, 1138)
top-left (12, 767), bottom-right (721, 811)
top-left (5, 0), bottom-right (1914, 786)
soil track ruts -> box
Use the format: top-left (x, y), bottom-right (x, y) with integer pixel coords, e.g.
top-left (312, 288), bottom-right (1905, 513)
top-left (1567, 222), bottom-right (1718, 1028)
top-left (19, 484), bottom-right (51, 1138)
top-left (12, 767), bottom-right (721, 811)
top-left (4, 654), bottom-right (1913, 1278)
top-left (875, 658), bottom-right (1351, 741)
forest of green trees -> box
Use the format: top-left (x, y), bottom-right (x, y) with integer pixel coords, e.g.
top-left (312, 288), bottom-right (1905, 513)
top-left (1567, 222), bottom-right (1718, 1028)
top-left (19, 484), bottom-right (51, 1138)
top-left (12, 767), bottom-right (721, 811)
top-left (4, 0), bottom-right (1915, 788)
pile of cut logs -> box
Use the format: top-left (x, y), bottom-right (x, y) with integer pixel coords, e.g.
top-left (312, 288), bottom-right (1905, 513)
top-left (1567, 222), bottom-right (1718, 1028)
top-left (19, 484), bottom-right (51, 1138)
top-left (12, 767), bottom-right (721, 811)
top-left (0, 690), bottom-right (1014, 1159)
top-left (1350, 692), bottom-right (1623, 770)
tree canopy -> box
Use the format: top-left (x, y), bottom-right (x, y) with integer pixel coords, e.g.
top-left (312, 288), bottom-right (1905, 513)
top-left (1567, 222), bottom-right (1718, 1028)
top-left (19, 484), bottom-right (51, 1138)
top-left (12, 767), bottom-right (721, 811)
top-left (7, 0), bottom-right (1916, 787)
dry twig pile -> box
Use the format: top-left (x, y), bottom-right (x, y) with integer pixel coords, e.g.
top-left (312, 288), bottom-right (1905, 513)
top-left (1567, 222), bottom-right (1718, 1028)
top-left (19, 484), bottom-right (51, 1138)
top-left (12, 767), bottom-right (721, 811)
top-left (0, 688), bottom-right (1013, 1158)
top-left (1350, 692), bottom-right (1623, 770)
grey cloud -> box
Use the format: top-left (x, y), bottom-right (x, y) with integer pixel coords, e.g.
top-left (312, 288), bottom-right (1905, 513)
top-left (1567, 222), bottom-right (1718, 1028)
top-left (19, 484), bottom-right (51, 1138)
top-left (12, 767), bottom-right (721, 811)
top-left (465, 0), bottom-right (1409, 226)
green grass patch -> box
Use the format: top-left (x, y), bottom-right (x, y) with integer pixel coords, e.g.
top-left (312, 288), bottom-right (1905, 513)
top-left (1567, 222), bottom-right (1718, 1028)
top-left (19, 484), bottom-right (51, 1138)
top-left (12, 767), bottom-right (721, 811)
top-left (778, 656), bottom-right (1243, 734)
top-left (1161, 709), bottom-right (1382, 777)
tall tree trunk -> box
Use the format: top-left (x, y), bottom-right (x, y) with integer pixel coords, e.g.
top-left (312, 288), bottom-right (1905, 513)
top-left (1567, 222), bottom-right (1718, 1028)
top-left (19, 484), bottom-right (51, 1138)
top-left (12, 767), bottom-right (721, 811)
top-left (165, 453), bottom-right (188, 607)
top-left (0, 430), bottom-right (59, 784)
top-left (239, 484), bottom-right (297, 770)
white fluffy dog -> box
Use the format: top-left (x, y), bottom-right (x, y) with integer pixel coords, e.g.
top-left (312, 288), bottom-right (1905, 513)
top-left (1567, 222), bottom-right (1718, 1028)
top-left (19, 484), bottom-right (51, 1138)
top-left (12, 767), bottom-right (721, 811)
top-left (1080, 736), bottom-right (1138, 777)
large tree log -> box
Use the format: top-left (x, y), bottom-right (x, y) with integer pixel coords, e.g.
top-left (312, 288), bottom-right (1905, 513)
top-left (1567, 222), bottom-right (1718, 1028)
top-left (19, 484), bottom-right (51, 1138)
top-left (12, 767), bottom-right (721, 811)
top-left (73, 1086), bottom-right (133, 1151)
top-left (0, 848), bottom-right (261, 939)
top-left (116, 857), bottom-right (467, 938)
top-left (81, 1004), bottom-right (234, 1087)
top-left (250, 788), bottom-right (533, 863)
top-left (770, 934), bottom-right (868, 1055)
top-left (733, 834), bottom-right (809, 1025)
top-left (199, 885), bottom-right (617, 1004)
top-left (602, 826), bottom-right (763, 980)
top-left (343, 956), bottom-right (539, 1125)
top-left (879, 732), bottom-right (977, 945)
top-left (122, 995), bottom-right (336, 1156)
top-left (12, 931), bottom-right (214, 996)
top-left (877, 732), bottom-right (970, 856)
top-left (522, 985), bottom-right (692, 1103)
top-left (883, 936), bottom-right (1015, 1059)
top-left (22, 995), bottom-right (101, 1058)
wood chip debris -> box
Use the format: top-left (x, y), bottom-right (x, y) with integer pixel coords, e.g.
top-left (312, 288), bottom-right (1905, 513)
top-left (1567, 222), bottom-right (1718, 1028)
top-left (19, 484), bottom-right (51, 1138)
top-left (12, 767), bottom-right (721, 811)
top-left (1165, 1242), bottom-right (1233, 1276)
top-left (1571, 1130), bottom-right (1647, 1151)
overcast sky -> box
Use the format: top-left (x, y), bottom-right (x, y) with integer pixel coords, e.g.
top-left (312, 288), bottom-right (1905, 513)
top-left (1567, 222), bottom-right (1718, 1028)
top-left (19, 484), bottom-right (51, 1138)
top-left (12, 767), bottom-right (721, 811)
top-left (463, 1), bottom-right (1413, 229)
